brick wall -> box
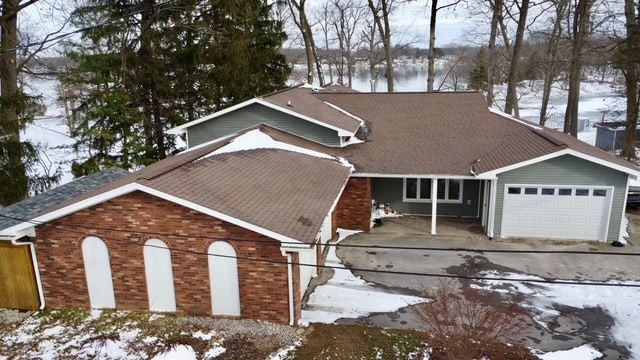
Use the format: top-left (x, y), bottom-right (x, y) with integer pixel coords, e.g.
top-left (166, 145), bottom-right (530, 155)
top-left (335, 177), bottom-right (372, 232)
top-left (34, 191), bottom-right (291, 324)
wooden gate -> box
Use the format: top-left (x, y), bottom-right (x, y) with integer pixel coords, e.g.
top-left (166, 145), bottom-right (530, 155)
top-left (0, 242), bottom-right (40, 310)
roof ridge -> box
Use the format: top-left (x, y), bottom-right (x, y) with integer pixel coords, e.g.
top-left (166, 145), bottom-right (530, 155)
top-left (316, 91), bottom-right (482, 95)
top-left (260, 84), bottom-right (305, 98)
top-left (531, 129), bottom-right (567, 148)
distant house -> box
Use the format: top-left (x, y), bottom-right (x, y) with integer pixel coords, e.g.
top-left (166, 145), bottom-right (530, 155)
top-left (1, 84), bottom-right (638, 323)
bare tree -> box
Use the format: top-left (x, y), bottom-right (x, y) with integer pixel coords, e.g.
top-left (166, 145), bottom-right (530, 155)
top-left (539, 0), bottom-right (569, 126)
top-left (426, 0), bottom-right (463, 92)
top-left (361, 21), bottom-right (382, 91)
top-left (367, 0), bottom-right (395, 92)
top-left (486, 0), bottom-right (503, 105)
top-left (288, 0), bottom-right (324, 86)
top-left (331, 0), bottom-right (367, 88)
top-left (313, 2), bottom-right (336, 84)
top-left (1, 0), bottom-right (67, 203)
top-left (564, 0), bottom-right (594, 136)
top-left (504, 0), bottom-right (531, 115)
top-left (620, 0), bottom-right (640, 159)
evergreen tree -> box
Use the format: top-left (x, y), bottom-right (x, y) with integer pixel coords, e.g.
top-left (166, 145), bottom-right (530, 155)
top-left (61, 0), bottom-right (290, 176)
top-left (468, 47), bottom-right (488, 91)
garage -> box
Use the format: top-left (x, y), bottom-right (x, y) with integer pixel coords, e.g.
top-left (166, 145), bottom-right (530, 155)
top-left (501, 184), bottom-right (613, 241)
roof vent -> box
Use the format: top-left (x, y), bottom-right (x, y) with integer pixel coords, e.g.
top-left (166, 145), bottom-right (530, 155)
top-left (287, 100), bottom-right (292, 107)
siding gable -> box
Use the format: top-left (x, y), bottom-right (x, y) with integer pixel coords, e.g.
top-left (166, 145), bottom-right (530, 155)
top-left (187, 103), bottom-right (341, 147)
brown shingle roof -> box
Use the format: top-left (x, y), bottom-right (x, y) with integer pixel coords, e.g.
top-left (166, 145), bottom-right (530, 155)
top-left (33, 128), bottom-right (351, 244)
top-left (144, 149), bottom-right (350, 244)
top-left (262, 86), bottom-right (361, 133)
top-left (312, 92), bottom-right (639, 175)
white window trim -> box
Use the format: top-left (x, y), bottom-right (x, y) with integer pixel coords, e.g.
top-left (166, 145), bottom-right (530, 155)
top-left (402, 178), bottom-right (464, 204)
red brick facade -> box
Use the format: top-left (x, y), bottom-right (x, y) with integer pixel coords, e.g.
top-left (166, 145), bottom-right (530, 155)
top-left (335, 177), bottom-right (372, 232)
top-left (34, 191), bottom-right (294, 323)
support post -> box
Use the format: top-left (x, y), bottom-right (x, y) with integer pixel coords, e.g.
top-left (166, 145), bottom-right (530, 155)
top-left (431, 177), bottom-right (438, 235)
top-left (488, 178), bottom-right (498, 238)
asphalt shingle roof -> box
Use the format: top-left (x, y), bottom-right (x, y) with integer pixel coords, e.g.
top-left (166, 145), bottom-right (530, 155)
top-left (6, 128), bottom-right (351, 244)
top-left (144, 148), bottom-right (351, 244)
top-left (312, 91), bottom-right (639, 175)
top-left (262, 87), bottom-right (361, 133)
top-left (0, 168), bottom-right (129, 231)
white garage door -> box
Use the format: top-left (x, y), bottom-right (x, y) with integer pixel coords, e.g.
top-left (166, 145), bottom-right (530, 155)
top-left (502, 185), bottom-right (613, 241)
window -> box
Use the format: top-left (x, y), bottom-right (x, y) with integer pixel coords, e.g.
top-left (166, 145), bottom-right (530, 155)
top-left (508, 187), bottom-right (521, 194)
top-left (405, 178), bottom-right (417, 199)
top-left (448, 180), bottom-right (461, 200)
top-left (541, 188), bottom-right (555, 195)
top-left (593, 189), bottom-right (607, 197)
top-left (404, 178), bottom-right (463, 202)
top-left (558, 188), bottom-right (572, 196)
top-left (437, 179), bottom-right (446, 199)
top-left (575, 189), bottom-right (589, 196)
top-left (524, 187), bottom-right (538, 195)
top-left (419, 179), bottom-right (431, 199)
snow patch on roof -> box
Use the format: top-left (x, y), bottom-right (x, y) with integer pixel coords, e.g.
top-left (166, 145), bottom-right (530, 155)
top-left (203, 129), bottom-right (354, 169)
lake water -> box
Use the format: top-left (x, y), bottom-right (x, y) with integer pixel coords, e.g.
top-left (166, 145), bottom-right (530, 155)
top-left (290, 62), bottom-right (627, 131)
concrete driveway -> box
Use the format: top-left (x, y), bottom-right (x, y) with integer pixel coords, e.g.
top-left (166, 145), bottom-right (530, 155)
top-left (333, 216), bottom-right (640, 358)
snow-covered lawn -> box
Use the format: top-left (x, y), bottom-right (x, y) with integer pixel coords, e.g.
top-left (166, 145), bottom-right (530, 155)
top-left (0, 309), bottom-right (299, 360)
top-left (301, 229), bottom-right (428, 324)
top-left (473, 271), bottom-right (640, 359)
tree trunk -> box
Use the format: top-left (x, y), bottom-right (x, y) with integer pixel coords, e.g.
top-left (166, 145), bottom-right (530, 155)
top-left (486, 0), bottom-right (502, 106)
top-left (539, 0), bottom-right (567, 126)
top-left (368, 0), bottom-right (394, 92)
top-left (427, 0), bottom-right (438, 92)
top-left (621, 0), bottom-right (639, 160)
top-left (504, 0), bottom-right (530, 115)
top-left (564, 0), bottom-right (593, 136)
top-left (301, 14), bottom-right (315, 84)
top-left (0, 0), bottom-right (28, 204)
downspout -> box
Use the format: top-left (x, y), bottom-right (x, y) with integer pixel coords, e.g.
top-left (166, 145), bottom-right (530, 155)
top-left (11, 237), bottom-right (46, 310)
top-left (284, 252), bottom-right (294, 326)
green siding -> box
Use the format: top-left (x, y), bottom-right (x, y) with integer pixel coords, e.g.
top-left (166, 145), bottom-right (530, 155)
top-left (187, 103), bottom-right (341, 147)
top-left (493, 155), bottom-right (628, 242)
top-left (371, 178), bottom-right (481, 217)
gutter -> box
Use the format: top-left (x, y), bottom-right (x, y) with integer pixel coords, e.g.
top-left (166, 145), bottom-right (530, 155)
top-left (11, 237), bottom-right (46, 310)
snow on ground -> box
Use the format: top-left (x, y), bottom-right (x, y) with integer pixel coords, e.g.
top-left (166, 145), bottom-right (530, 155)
top-left (0, 310), bottom-right (227, 360)
top-left (301, 229), bottom-right (428, 324)
top-left (619, 216), bottom-right (630, 244)
top-left (474, 271), bottom-right (640, 359)
top-left (494, 79), bottom-right (626, 131)
top-left (536, 344), bottom-right (603, 360)
top-left (151, 345), bottom-right (196, 360)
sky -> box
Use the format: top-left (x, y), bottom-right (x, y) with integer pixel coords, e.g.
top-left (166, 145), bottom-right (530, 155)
top-left (21, 0), bottom-right (473, 57)
top-left (388, 1), bottom-right (471, 47)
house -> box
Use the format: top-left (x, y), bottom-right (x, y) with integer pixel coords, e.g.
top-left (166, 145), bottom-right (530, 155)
top-left (1, 84), bottom-right (638, 324)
